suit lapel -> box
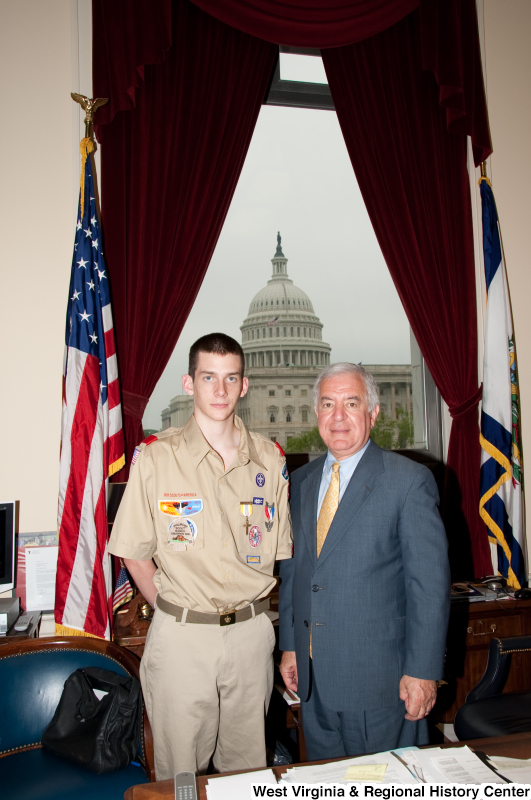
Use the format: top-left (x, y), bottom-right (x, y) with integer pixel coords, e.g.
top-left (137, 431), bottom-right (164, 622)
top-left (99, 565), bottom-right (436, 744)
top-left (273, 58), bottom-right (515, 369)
top-left (298, 455), bottom-right (325, 565)
top-left (316, 441), bottom-right (384, 568)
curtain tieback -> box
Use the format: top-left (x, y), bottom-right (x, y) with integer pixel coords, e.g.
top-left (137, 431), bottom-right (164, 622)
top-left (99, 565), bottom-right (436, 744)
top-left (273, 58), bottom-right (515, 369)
top-left (448, 385), bottom-right (483, 421)
top-left (122, 390), bottom-right (149, 420)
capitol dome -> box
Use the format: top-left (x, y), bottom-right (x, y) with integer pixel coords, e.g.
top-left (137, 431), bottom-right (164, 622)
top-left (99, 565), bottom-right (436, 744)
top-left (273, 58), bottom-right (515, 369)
top-left (240, 234), bottom-right (331, 370)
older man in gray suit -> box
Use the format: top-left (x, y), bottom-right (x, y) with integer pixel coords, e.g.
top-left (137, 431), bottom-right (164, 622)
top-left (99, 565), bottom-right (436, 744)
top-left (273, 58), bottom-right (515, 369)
top-left (279, 363), bottom-right (450, 759)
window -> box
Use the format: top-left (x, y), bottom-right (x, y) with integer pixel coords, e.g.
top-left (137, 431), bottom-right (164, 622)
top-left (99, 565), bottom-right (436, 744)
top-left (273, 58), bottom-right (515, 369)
top-left (276, 327), bottom-right (280, 337)
top-left (283, 327), bottom-right (287, 336)
top-left (286, 412), bottom-right (291, 423)
top-left (145, 56), bottom-right (441, 463)
top-left (285, 390), bottom-right (291, 396)
top-left (270, 413), bottom-right (275, 423)
top-left (269, 390), bottom-right (275, 397)
top-left (302, 409), bottom-right (308, 422)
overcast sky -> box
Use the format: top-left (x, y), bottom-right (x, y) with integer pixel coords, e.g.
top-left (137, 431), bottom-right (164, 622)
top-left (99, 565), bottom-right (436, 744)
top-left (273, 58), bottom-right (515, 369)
top-left (143, 103), bottom-right (411, 430)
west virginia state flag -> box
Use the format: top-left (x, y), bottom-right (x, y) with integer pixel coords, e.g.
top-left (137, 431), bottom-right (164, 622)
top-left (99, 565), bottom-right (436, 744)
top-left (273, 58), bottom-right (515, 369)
top-left (479, 177), bottom-right (526, 588)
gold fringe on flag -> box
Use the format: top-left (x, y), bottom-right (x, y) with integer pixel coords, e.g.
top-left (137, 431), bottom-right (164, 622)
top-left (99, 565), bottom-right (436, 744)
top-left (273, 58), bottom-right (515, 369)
top-left (54, 623), bottom-right (105, 639)
top-left (79, 137), bottom-right (94, 222)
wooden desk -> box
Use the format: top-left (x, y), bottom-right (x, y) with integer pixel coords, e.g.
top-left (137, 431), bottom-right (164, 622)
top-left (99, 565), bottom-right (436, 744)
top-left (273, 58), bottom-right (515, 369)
top-left (124, 732), bottom-right (531, 800)
top-left (434, 597), bottom-right (531, 722)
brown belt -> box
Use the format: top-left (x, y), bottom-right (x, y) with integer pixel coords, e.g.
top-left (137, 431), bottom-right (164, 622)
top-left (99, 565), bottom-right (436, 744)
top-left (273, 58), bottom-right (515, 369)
top-left (156, 595), bottom-right (270, 627)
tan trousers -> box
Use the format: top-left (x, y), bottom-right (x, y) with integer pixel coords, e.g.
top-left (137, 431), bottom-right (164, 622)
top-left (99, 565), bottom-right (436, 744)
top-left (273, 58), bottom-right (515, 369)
top-left (140, 604), bottom-right (276, 780)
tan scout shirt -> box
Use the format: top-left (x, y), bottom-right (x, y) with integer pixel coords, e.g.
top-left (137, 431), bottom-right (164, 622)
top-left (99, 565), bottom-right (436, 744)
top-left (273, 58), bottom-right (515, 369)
top-left (108, 415), bottom-right (292, 614)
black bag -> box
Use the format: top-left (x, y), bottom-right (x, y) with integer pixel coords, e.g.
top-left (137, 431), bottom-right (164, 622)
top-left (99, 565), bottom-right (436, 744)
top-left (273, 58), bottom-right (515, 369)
top-left (41, 666), bottom-right (142, 773)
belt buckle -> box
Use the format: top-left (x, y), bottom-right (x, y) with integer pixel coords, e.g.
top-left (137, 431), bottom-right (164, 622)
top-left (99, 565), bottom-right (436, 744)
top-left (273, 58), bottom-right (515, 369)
top-left (220, 611), bottom-right (236, 627)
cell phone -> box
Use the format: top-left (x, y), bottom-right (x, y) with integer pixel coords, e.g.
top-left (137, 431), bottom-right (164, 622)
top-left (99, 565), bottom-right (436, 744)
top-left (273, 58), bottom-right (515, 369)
top-left (175, 771), bottom-right (197, 800)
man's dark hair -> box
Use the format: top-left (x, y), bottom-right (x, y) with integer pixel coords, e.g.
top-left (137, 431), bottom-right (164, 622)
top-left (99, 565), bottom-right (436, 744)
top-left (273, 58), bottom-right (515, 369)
top-left (188, 333), bottom-right (245, 379)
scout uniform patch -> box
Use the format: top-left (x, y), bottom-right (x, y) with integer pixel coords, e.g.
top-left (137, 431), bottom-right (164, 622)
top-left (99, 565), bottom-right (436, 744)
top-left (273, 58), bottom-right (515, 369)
top-left (246, 555), bottom-right (261, 564)
top-left (253, 497), bottom-right (263, 505)
top-left (160, 499), bottom-right (203, 516)
top-left (281, 462), bottom-right (289, 481)
top-left (249, 525), bottom-right (262, 548)
top-left (264, 502), bottom-right (275, 532)
top-left (256, 473), bottom-right (265, 487)
top-left (167, 518), bottom-right (198, 551)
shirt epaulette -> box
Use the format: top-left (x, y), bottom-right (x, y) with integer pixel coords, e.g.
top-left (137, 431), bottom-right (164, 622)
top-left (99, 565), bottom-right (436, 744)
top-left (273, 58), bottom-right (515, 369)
top-left (131, 428), bottom-right (181, 466)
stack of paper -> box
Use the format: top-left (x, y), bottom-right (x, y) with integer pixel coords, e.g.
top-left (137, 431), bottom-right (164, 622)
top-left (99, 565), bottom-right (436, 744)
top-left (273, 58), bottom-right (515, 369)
top-left (282, 751), bottom-right (419, 784)
top-left (408, 746), bottom-right (506, 784)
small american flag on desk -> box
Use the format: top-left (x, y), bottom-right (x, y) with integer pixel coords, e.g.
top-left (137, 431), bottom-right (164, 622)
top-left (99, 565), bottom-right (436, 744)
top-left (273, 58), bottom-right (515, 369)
top-left (56, 141), bottom-right (125, 639)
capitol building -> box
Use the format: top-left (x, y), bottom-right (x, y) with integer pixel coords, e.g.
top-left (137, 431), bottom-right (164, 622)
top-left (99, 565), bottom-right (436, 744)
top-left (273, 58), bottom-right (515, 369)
top-left (161, 236), bottom-right (413, 448)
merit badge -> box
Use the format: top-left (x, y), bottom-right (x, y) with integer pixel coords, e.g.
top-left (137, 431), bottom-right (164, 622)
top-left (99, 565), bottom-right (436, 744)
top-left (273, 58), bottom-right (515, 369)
top-left (249, 525), bottom-right (262, 548)
top-left (167, 518), bottom-right (198, 550)
top-left (281, 462), bottom-right (289, 481)
top-left (264, 502), bottom-right (275, 532)
top-left (160, 499), bottom-right (203, 517)
top-left (246, 555), bottom-right (261, 564)
top-left (131, 447), bottom-right (140, 467)
top-left (253, 497), bottom-right (264, 505)
top-left (256, 473), bottom-right (265, 488)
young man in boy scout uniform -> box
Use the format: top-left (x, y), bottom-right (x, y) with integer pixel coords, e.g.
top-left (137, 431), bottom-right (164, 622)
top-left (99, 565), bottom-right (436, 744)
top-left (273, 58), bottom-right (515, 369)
top-left (108, 333), bottom-right (292, 779)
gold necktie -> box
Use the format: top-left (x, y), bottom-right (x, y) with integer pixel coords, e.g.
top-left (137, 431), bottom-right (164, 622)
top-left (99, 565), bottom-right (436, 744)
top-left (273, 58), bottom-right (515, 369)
top-left (316, 462), bottom-right (340, 558)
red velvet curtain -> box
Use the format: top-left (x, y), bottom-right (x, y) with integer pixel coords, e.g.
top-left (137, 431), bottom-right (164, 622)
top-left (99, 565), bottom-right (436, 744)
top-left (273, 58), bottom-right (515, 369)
top-left (92, 0), bottom-right (172, 131)
top-left (190, 0), bottom-right (419, 47)
top-left (322, 11), bottom-right (492, 576)
top-left (93, 0), bottom-right (277, 478)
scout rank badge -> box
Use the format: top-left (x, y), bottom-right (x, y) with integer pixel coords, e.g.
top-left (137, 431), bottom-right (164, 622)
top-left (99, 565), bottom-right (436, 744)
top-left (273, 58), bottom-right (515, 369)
top-left (241, 501), bottom-right (262, 548)
top-left (264, 502), bottom-right (275, 532)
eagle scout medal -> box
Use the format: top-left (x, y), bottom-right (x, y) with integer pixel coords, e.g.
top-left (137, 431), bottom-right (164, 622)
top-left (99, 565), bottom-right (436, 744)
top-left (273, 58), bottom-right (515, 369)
top-left (240, 501), bottom-right (253, 539)
top-left (167, 519), bottom-right (198, 550)
top-left (264, 502), bottom-right (275, 532)
top-left (249, 525), bottom-right (262, 548)
top-left (160, 499), bottom-right (203, 516)
top-left (256, 473), bottom-right (265, 487)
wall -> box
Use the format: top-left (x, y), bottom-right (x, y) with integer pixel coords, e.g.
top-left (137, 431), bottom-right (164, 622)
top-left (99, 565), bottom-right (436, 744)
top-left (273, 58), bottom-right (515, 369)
top-left (482, 0), bottom-right (531, 566)
top-left (0, 1), bottom-right (74, 534)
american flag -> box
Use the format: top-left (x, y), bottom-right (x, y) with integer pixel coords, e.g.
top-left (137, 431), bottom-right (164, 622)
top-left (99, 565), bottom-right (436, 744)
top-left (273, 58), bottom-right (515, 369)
top-left (266, 316), bottom-right (279, 326)
top-left (113, 559), bottom-right (134, 613)
top-left (56, 144), bottom-right (125, 639)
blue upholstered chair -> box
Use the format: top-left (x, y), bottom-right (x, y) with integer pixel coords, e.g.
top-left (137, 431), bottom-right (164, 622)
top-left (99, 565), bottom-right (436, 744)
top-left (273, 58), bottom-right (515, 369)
top-left (454, 635), bottom-right (531, 740)
top-left (0, 636), bottom-right (154, 800)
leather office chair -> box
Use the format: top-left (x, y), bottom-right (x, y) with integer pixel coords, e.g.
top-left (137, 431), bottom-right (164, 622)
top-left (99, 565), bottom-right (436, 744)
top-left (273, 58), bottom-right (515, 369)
top-left (0, 636), bottom-right (155, 800)
top-left (454, 635), bottom-right (531, 740)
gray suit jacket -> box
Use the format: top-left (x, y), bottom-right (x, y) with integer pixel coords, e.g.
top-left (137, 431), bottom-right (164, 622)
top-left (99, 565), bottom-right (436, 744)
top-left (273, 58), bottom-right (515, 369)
top-left (279, 439), bottom-right (450, 711)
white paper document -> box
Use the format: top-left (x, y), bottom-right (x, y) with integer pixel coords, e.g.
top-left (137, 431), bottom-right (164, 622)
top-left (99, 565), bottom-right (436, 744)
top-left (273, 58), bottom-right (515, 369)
top-left (413, 746), bottom-right (506, 784)
top-left (206, 768), bottom-right (277, 800)
top-left (283, 751), bottom-right (419, 785)
top-left (25, 545), bottom-right (58, 610)
top-left (488, 756), bottom-right (531, 784)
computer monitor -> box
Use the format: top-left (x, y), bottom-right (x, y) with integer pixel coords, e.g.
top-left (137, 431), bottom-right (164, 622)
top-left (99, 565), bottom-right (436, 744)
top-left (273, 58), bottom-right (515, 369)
top-left (0, 501), bottom-right (16, 593)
